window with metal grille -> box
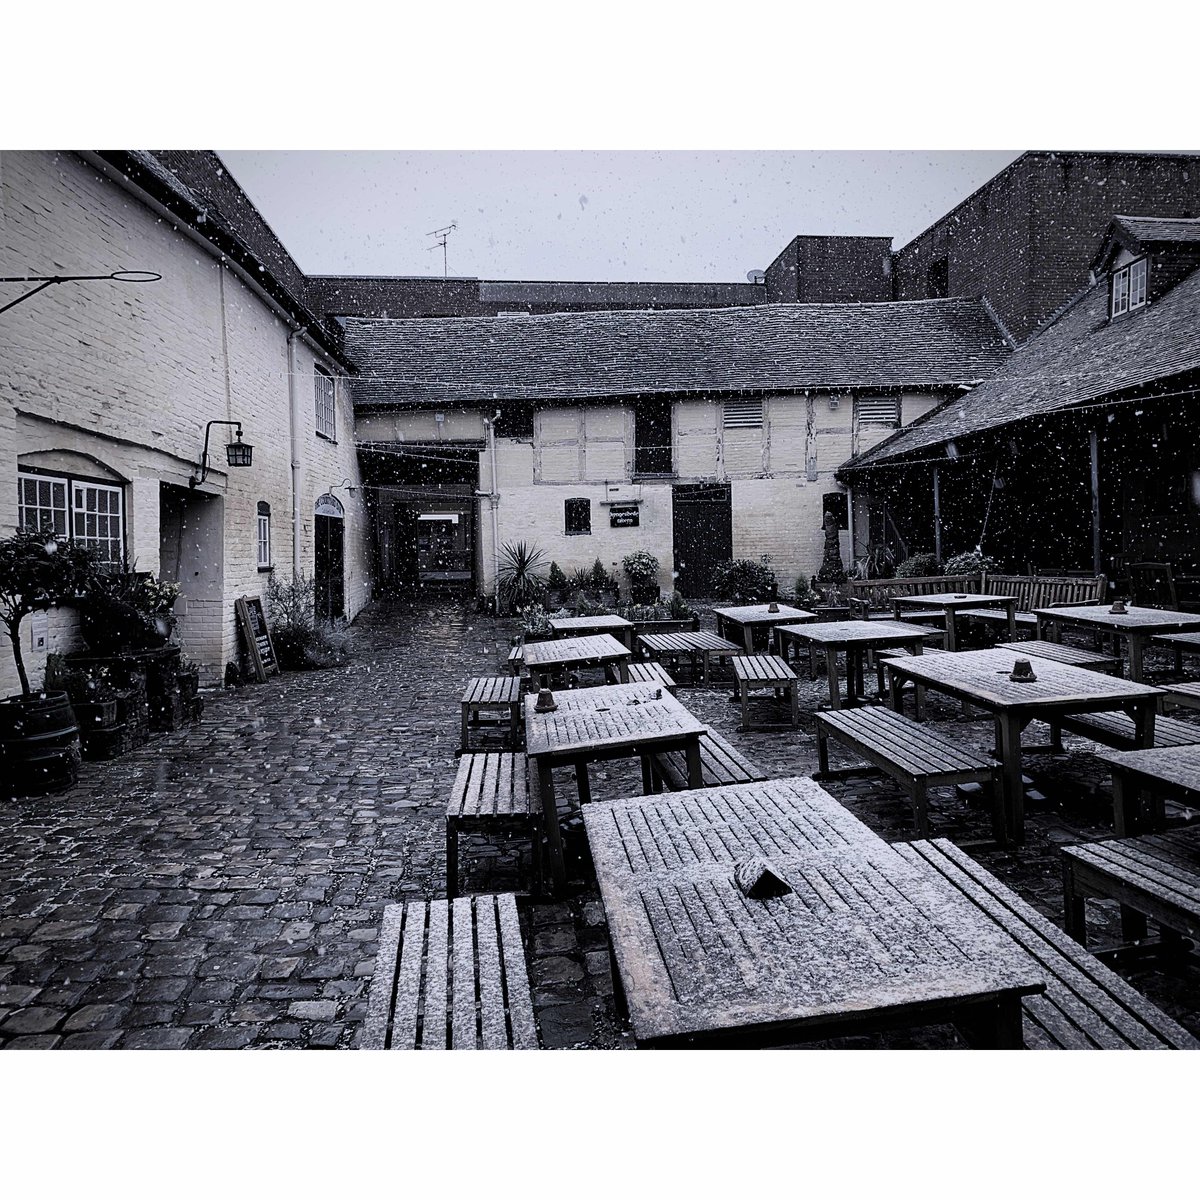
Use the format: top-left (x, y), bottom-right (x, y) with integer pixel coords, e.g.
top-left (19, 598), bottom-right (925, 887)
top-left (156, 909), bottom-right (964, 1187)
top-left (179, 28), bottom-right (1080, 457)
top-left (723, 398), bottom-right (763, 429)
top-left (315, 365), bottom-right (336, 440)
top-left (856, 396), bottom-right (901, 427)
top-left (257, 501), bottom-right (272, 569)
top-left (565, 497), bottom-right (591, 535)
top-left (18, 470), bottom-right (125, 564)
top-left (1111, 258), bottom-right (1148, 317)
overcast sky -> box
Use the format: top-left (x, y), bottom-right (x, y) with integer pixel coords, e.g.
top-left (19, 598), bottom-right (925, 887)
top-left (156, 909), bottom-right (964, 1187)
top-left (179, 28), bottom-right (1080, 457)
top-left (219, 151), bottom-right (1022, 283)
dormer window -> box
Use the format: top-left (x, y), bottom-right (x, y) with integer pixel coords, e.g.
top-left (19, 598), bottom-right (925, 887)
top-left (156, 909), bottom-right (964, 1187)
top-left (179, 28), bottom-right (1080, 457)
top-left (1111, 257), bottom-right (1148, 317)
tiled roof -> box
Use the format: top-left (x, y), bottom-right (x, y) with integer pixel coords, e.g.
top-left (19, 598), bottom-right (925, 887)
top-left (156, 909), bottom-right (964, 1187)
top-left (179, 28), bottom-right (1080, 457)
top-left (343, 299), bottom-right (1010, 407)
top-left (842, 262), bottom-right (1200, 471)
top-left (1112, 215), bottom-right (1200, 244)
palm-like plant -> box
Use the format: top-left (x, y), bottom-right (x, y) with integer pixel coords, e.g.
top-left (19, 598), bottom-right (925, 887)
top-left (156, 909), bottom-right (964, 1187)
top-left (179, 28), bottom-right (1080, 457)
top-left (497, 541), bottom-right (549, 613)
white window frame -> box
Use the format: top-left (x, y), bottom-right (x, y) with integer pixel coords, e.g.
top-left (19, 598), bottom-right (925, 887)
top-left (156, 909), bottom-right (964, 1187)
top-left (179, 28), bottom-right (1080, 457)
top-left (18, 469), bottom-right (125, 564)
top-left (257, 509), bottom-right (272, 570)
top-left (315, 365), bottom-right (337, 440)
top-left (1111, 257), bottom-right (1147, 318)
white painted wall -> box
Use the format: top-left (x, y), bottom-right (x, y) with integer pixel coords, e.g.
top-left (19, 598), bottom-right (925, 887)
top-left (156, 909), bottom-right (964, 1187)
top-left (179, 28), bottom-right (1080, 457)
top-left (0, 150), bottom-right (369, 693)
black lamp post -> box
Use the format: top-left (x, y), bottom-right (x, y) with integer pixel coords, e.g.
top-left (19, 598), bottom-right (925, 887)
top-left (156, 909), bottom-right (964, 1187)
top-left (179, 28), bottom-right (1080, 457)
top-left (190, 420), bottom-right (254, 488)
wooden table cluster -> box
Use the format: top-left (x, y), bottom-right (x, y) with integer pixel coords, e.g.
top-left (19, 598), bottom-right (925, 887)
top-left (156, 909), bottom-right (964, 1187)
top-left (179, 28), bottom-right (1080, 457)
top-left (424, 591), bottom-right (1200, 1053)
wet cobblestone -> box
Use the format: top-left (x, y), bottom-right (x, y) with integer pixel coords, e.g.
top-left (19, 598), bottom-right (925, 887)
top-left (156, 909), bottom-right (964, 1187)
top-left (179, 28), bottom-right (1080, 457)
top-left (0, 600), bottom-right (1197, 1050)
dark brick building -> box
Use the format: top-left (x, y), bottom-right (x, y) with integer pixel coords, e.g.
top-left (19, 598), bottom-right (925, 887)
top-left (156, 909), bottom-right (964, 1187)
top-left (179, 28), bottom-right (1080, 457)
top-left (893, 151), bottom-right (1200, 342)
top-left (765, 235), bottom-right (894, 303)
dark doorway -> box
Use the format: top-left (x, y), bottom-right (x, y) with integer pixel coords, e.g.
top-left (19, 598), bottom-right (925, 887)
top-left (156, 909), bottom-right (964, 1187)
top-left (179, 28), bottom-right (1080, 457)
top-left (672, 482), bottom-right (732, 596)
top-left (315, 496), bottom-right (345, 621)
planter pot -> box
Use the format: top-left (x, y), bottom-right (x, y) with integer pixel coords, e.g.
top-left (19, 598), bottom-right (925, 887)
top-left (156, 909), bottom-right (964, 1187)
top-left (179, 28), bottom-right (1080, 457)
top-left (72, 698), bottom-right (120, 728)
top-left (0, 691), bottom-right (81, 797)
top-left (176, 670), bottom-right (200, 701)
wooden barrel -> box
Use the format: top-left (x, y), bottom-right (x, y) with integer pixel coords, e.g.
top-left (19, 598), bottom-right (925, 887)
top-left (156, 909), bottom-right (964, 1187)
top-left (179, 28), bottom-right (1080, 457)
top-left (0, 691), bottom-right (81, 796)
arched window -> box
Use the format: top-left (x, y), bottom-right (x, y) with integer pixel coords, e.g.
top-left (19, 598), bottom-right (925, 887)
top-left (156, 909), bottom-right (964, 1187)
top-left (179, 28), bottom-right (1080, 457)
top-left (256, 501), bottom-right (272, 569)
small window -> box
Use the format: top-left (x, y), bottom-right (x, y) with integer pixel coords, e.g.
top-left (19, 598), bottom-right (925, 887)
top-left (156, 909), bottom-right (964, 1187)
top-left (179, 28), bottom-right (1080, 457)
top-left (633, 399), bottom-right (673, 476)
top-left (927, 256), bottom-right (949, 298)
top-left (856, 396), bottom-right (901, 427)
top-left (565, 497), bottom-right (591, 535)
top-left (315, 365), bottom-right (336, 440)
top-left (1111, 258), bottom-right (1148, 318)
top-left (723, 398), bottom-right (763, 429)
top-left (256, 501), bottom-right (272, 569)
top-left (18, 469), bottom-right (125, 564)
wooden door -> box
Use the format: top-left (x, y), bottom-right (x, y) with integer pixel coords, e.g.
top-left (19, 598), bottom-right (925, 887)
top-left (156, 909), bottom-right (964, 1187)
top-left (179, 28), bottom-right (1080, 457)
top-left (672, 483), bottom-right (732, 597)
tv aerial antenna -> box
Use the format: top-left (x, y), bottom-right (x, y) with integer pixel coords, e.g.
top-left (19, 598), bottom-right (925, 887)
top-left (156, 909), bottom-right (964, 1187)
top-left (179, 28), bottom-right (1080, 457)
top-left (427, 223), bottom-right (457, 277)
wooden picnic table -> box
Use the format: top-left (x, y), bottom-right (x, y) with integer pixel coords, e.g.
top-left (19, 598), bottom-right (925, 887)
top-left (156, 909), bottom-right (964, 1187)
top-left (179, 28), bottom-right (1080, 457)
top-left (1096, 744), bottom-right (1200, 836)
top-left (583, 776), bottom-right (1045, 1048)
top-left (883, 647), bottom-right (1163, 845)
top-left (712, 603), bottom-right (815, 652)
top-left (1035, 604), bottom-right (1200, 682)
top-left (895, 591), bottom-right (1016, 650)
top-left (773, 619), bottom-right (932, 709)
top-left (522, 633), bottom-right (631, 688)
top-left (547, 613), bottom-right (634, 648)
top-left (525, 681), bottom-right (705, 891)
top-left (637, 630), bottom-right (742, 685)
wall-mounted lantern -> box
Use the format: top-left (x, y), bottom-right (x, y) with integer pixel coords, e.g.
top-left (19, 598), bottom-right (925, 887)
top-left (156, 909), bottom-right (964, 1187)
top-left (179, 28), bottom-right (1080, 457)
top-left (190, 420), bottom-right (254, 488)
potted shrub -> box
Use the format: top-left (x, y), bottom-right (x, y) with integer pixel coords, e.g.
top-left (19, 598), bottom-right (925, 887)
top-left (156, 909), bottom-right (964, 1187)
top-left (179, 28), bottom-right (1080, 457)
top-left (712, 557), bottom-right (778, 604)
top-left (45, 655), bottom-right (120, 729)
top-left (80, 564), bottom-right (181, 653)
top-left (568, 565), bottom-right (593, 611)
top-left (895, 552), bottom-right (942, 578)
top-left (590, 558), bottom-right (619, 609)
top-left (546, 561), bottom-right (569, 609)
top-left (0, 530), bottom-right (97, 794)
top-left (622, 550), bottom-right (660, 604)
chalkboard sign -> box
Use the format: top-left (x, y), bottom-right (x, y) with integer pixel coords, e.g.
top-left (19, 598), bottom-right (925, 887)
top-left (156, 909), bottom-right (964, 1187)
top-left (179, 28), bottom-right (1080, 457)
top-left (609, 503), bottom-right (640, 528)
top-left (235, 595), bottom-right (279, 682)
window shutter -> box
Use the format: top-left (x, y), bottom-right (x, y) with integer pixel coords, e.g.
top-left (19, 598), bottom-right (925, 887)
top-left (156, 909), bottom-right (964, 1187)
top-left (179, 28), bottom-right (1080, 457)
top-left (856, 397), bottom-right (900, 426)
top-left (723, 398), bottom-right (763, 429)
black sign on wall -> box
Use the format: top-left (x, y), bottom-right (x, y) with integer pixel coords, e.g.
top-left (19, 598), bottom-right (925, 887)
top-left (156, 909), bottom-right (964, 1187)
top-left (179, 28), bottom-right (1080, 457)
top-left (609, 503), bottom-right (641, 528)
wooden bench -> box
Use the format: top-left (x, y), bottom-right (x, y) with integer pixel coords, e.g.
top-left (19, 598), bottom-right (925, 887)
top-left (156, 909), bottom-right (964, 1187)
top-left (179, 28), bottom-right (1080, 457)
top-left (731, 654), bottom-right (798, 730)
top-left (1050, 710), bottom-right (1200, 751)
top-left (896, 838), bottom-right (1197, 1049)
top-left (649, 727), bottom-right (766, 792)
top-left (993, 638), bottom-right (1122, 675)
top-left (446, 752), bottom-right (542, 899)
top-left (506, 645), bottom-right (525, 676)
top-left (359, 893), bottom-right (538, 1049)
top-left (625, 660), bottom-right (678, 694)
top-left (1151, 630), bottom-right (1200, 675)
top-left (961, 574), bottom-right (1107, 637)
top-left (1159, 681), bottom-right (1200, 712)
top-left (460, 676), bottom-right (523, 752)
top-left (840, 571), bottom-right (979, 619)
top-left (874, 645), bottom-right (946, 696)
top-left (1062, 826), bottom-right (1200, 954)
top-left (815, 706), bottom-right (1001, 838)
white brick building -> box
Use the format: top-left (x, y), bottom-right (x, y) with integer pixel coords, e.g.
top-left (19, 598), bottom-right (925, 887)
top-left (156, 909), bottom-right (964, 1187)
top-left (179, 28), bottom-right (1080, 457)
top-left (1, 151), bottom-right (370, 693)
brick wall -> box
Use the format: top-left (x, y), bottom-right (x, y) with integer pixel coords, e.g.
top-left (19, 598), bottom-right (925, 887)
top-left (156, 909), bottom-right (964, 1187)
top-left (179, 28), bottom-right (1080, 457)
top-left (0, 151), bottom-right (369, 693)
top-left (894, 152), bottom-right (1200, 341)
top-left (765, 236), bottom-right (894, 303)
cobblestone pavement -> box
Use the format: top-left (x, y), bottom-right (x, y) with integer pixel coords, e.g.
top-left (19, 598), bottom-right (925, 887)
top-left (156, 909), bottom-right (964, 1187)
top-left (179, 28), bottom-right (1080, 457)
top-left (1, 602), bottom-right (1197, 1050)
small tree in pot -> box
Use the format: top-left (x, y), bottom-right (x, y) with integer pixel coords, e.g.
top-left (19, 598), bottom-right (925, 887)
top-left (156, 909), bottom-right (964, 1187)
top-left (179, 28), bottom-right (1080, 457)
top-left (0, 530), bottom-right (97, 794)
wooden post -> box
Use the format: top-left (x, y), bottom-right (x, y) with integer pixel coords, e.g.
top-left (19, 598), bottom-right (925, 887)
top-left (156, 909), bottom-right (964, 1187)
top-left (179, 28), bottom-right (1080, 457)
top-left (932, 464), bottom-right (943, 563)
top-left (1089, 429), bottom-right (1101, 575)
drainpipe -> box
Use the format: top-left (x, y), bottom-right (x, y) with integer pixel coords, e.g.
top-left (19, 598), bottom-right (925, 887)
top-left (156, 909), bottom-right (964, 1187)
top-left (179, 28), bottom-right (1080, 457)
top-left (481, 412), bottom-right (502, 608)
top-left (287, 329), bottom-right (304, 577)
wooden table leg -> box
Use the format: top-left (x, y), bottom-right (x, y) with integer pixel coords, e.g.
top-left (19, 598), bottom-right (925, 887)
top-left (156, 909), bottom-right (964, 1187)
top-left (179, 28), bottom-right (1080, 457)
top-left (617, 658), bottom-right (629, 683)
top-left (825, 647), bottom-right (841, 709)
top-left (943, 610), bottom-right (958, 652)
top-left (684, 736), bottom-right (704, 789)
top-left (575, 761), bottom-right (592, 806)
top-left (460, 702), bottom-right (469, 752)
top-left (537, 758), bottom-right (566, 892)
top-left (1128, 633), bottom-right (1148, 683)
top-left (1111, 770), bottom-right (1139, 836)
top-left (1005, 600), bottom-right (1016, 641)
top-left (739, 678), bottom-right (750, 732)
top-left (997, 712), bottom-right (1025, 846)
top-left (789, 678), bottom-right (799, 726)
